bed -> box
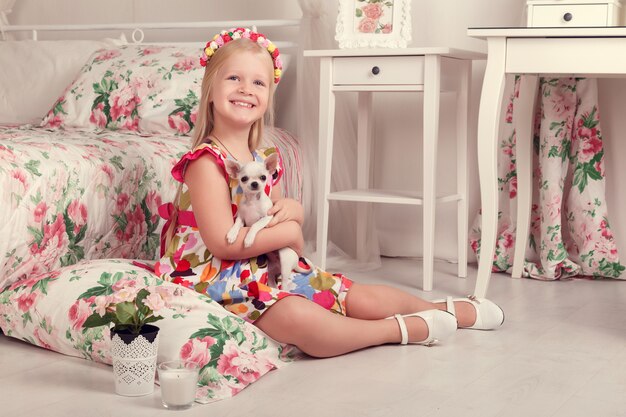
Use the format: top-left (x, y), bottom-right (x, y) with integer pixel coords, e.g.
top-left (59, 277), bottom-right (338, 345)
top-left (0, 20), bottom-right (304, 404)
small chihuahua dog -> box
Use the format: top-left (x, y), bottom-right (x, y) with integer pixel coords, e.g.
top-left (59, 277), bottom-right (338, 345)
top-left (224, 153), bottom-right (306, 290)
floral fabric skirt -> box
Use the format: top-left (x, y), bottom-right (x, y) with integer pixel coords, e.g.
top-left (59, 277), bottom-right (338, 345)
top-left (157, 249), bottom-right (353, 323)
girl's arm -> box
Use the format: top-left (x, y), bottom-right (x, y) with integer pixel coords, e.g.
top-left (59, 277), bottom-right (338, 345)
top-left (185, 155), bottom-right (304, 260)
top-left (267, 183), bottom-right (304, 227)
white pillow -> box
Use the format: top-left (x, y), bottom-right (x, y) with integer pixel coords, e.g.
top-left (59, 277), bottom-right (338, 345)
top-left (0, 39), bottom-right (124, 124)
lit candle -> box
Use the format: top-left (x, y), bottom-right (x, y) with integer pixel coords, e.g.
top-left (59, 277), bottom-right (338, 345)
top-left (157, 361), bottom-right (199, 410)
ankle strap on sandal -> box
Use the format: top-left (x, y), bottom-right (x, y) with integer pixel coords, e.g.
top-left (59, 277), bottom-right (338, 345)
top-left (445, 296), bottom-right (456, 316)
top-left (392, 314), bottom-right (408, 345)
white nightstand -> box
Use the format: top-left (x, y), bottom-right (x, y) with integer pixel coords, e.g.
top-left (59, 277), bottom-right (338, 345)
top-left (526, 0), bottom-right (622, 27)
top-left (303, 48), bottom-right (485, 291)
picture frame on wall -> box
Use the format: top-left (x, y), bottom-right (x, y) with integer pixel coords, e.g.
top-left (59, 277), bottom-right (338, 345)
top-left (335, 0), bottom-right (412, 49)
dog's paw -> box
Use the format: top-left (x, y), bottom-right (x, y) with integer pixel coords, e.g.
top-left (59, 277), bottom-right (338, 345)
top-left (243, 235), bottom-right (255, 248)
top-left (226, 230), bottom-right (238, 245)
top-left (281, 278), bottom-right (297, 292)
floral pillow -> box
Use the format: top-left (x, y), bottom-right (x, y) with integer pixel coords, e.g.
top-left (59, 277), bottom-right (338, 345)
top-left (0, 259), bottom-right (296, 403)
top-left (41, 44), bottom-right (204, 136)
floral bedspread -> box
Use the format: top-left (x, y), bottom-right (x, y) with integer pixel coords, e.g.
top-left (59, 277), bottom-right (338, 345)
top-left (0, 125), bottom-right (186, 289)
top-left (0, 259), bottom-right (294, 403)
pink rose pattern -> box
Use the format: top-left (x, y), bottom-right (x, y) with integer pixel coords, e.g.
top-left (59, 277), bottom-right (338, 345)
top-left (41, 45), bottom-right (203, 136)
top-left (0, 260), bottom-right (290, 404)
top-left (167, 90), bottom-right (199, 136)
top-left (217, 339), bottom-right (274, 387)
top-left (470, 77), bottom-right (624, 280)
top-left (356, 1), bottom-right (393, 34)
top-left (0, 127), bottom-right (183, 289)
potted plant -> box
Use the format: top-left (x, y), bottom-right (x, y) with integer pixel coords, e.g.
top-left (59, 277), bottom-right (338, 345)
top-left (83, 285), bottom-right (173, 396)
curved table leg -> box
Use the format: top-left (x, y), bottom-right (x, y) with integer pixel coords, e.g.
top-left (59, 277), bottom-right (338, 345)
top-left (474, 38), bottom-right (507, 298)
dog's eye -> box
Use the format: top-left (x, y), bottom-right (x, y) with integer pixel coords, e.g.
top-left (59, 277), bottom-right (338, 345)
top-left (260, 175), bottom-right (267, 181)
top-left (241, 176), bottom-right (248, 183)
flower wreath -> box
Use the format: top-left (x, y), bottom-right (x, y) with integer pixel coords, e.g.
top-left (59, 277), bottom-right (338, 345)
top-left (200, 27), bottom-right (283, 84)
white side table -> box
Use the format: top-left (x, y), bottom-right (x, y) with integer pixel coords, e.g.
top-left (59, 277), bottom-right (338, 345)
top-left (304, 48), bottom-right (485, 291)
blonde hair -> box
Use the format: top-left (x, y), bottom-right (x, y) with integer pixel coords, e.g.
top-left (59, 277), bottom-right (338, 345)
top-left (164, 38), bottom-right (277, 249)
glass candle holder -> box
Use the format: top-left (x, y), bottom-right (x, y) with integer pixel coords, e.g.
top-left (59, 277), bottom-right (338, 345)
top-left (157, 360), bottom-right (200, 410)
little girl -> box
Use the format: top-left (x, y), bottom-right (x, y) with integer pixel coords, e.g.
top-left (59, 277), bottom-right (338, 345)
top-left (155, 27), bottom-right (504, 358)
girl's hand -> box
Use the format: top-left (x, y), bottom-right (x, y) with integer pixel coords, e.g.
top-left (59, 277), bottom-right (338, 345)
top-left (267, 198), bottom-right (304, 227)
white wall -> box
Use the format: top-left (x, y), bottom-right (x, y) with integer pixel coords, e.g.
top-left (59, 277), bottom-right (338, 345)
top-left (8, 0), bottom-right (626, 264)
top-left (9, 0), bottom-right (302, 25)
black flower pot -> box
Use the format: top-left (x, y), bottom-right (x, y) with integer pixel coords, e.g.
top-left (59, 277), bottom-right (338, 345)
top-left (110, 324), bottom-right (160, 344)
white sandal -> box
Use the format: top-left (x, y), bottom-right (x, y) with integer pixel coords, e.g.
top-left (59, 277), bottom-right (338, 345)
top-left (434, 296), bottom-right (505, 330)
top-left (388, 309), bottom-right (457, 346)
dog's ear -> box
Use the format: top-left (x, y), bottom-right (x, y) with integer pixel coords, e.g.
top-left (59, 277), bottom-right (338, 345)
top-left (224, 159), bottom-right (242, 179)
top-left (264, 152), bottom-right (279, 175)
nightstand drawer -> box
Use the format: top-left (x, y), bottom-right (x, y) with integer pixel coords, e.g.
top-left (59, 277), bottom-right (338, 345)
top-left (528, 3), bottom-right (615, 27)
top-left (333, 56), bottom-right (424, 85)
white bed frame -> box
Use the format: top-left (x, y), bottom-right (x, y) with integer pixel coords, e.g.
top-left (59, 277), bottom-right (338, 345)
top-left (0, 19), bottom-right (299, 44)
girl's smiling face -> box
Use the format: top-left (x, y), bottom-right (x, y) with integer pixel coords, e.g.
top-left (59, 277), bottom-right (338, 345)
top-left (209, 49), bottom-right (272, 130)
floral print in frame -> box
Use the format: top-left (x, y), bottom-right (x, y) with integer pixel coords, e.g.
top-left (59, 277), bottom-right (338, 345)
top-left (335, 0), bottom-right (412, 48)
top-left (354, 0), bottom-right (394, 34)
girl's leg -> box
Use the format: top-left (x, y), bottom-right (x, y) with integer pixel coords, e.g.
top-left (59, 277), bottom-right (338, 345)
top-left (254, 296), bottom-right (430, 358)
top-left (345, 283), bottom-right (477, 328)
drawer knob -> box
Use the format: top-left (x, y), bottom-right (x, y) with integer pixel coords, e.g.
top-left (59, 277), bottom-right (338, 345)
top-left (563, 12), bottom-right (573, 22)
top-left (371, 66), bottom-right (380, 75)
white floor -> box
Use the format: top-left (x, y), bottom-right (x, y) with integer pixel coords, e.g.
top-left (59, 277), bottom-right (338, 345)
top-left (1, 257), bottom-right (625, 417)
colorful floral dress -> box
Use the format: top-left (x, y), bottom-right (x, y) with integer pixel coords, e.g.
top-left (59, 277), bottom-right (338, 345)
top-left (155, 141), bottom-right (353, 322)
